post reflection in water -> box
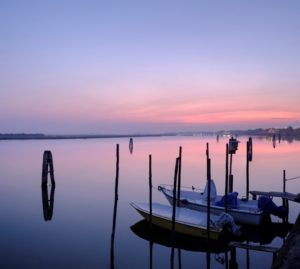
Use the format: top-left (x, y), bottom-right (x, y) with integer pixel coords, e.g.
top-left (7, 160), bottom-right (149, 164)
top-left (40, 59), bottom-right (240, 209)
top-left (131, 219), bottom-right (230, 269)
top-left (130, 218), bottom-right (293, 269)
top-left (41, 184), bottom-right (55, 221)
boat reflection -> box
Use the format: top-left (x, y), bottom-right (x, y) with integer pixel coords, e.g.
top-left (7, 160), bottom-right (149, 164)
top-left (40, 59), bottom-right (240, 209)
top-left (41, 184), bottom-right (55, 221)
top-left (131, 219), bottom-right (292, 268)
top-left (131, 219), bottom-right (231, 253)
top-left (237, 222), bottom-right (293, 245)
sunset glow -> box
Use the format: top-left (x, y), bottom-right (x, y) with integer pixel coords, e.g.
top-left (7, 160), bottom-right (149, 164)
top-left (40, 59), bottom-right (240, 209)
top-left (1, 1), bottom-right (300, 133)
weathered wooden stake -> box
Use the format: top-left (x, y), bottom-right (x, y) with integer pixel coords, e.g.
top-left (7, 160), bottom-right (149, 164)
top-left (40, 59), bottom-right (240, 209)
top-left (282, 170), bottom-right (289, 224)
top-left (129, 138), bottom-right (133, 154)
top-left (206, 143), bottom-right (210, 180)
top-left (207, 157), bottom-right (211, 241)
top-left (206, 142), bottom-right (209, 159)
top-left (246, 141), bottom-right (250, 200)
top-left (225, 144), bottom-right (229, 212)
top-left (42, 150), bottom-right (55, 187)
top-left (149, 154), bottom-right (152, 228)
top-left (177, 146), bottom-right (182, 206)
top-left (110, 144), bottom-right (119, 269)
top-left (170, 157), bottom-right (179, 269)
top-left (229, 174), bottom-right (233, 193)
top-left (229, 151), bottom-right (233, 193)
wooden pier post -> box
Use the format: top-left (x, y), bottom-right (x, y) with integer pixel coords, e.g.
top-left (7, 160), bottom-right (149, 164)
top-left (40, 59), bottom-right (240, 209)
top-left (129, 138), bottom-right (133, 154)
top-left (229, 174), bottom-right (233, 193)
top-left (229, 149), bottom-right (233, 193)
top-left (206, 143), bottom-right (210, 180)
top-left (205, 143), bottom-right (211, 239)
top-left (149, 154), bottom-right (152, 228)
top-left (207, 157), bottom-right (211, 241)
top-left (246, 141), bottom-right (250, 200)
top-left (171, 157), bottom-right (179, 269)
top-left (177, 146), bottom-right (182, 206)
top-left (149, 157), bottom-right (153, 269)
top-left (225, 144), bottom-right (229, 212)
top-left (41, 150), bottom-right (55, 187)
top-left (246, 137), bottom-right (253, 201)
top-left (282, 170), bottom-right (289, 224)
top-left (171, 157), bottom-right (179, 237)
top-left (110, 144), bottom-right (119, 269)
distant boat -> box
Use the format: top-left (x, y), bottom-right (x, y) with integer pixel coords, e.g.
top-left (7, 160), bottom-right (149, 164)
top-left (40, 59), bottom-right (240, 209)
top-left (130, 202), bottom-right (239, 240)
top-left (158, 184), bottom-right (265, 225)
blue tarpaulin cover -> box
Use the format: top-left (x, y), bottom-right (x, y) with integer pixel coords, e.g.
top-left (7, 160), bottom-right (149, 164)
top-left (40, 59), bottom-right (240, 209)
top-left (215, 192), bottom-right (239, 208)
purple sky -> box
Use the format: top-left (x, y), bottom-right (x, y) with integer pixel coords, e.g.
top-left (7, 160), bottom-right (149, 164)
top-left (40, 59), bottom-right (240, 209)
top-left (1, 1), bottom-right (300, 134)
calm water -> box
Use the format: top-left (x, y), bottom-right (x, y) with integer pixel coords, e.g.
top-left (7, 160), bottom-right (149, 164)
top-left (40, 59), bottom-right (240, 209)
top-left (1, 136), bottom-right (299, 269)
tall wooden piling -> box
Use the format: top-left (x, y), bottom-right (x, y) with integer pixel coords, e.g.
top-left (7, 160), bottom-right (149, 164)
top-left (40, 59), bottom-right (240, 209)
top-left (225, 144), bottom-right (229, 212)
top-left (171, 157), bottom-right (179, 237)
top-left (42, 150), bottom-right (55, 187)
top-left (229, 146), bottom-right (233, 193)
top-left (148, 155), bottom-right (153, 269)
top-left (282, 170), bottom-right (289, 224)
top-left (207, 157), bottom-right (211, 241)
top-left (149, 154), bottom-right (152, 228)
top-left (177, 147), bottom-right (182, 206)
top-left (110, 144), bottom-right (119, 269)
top-left (170, 157), bottom-right (179, 269)
top-left (206, 143), bottom-right (210, 180)
top-left (129, 138), bottom-right (133, 154)
top-left (246, 141), bottom-right (250, 200)
top-left (246, 137), bottom-right (253, 200)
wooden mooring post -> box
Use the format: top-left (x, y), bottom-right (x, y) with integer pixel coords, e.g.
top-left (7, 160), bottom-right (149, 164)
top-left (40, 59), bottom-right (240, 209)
top-left (149, 154), bottom-right (152, 228)
top-left (205, 143), bottom-right (212, 241)
top-left (170, 157), bottom-right (179, 269)
top-left (282, 170), bottom-right (289, 224)
top-left (148, 154), bottom-right (153, 268)
top-left (110, 144), bottom-right (119, 269)
top-left (177, 146), bottom-right (182, 206)
top-left (129, 138), bottom-right (133, 154)
top-left (246, 137), bottom-right (253, 200)
top-left (206, 143), bottom-right (212, 267)
top-left (41, 150), bottom-right (55, 187)
top-left (225, 144), bottom-right (229, 213)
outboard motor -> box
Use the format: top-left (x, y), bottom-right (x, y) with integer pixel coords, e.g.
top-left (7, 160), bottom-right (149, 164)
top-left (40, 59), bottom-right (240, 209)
top-left (258, 196), bottom-right (288, 219)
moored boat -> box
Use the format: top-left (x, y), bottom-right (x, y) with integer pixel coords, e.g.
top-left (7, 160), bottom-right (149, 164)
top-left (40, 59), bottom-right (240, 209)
top-left (158, 184), bottom-right (265, 225)
top-left (131, 202), bottom-right (239, 240)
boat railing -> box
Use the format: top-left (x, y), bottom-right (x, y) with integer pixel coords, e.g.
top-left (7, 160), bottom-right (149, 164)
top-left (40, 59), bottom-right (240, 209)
top-left (158, 184), bottom-right (204, 193)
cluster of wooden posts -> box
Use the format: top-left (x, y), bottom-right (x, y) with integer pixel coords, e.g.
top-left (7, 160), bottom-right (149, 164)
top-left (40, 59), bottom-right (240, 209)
top-left (40, 139), bottom-right (298, 268)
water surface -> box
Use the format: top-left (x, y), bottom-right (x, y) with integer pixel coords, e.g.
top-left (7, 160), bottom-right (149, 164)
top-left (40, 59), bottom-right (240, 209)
top-left (1, 136), bottom-right (299, 268)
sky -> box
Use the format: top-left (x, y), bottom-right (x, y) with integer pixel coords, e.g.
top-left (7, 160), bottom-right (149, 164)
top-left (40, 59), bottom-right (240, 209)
top-left (1, 0), bottom-right (300, 134)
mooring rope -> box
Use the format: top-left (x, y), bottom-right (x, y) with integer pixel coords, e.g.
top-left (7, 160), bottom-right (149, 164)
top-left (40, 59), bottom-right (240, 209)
top-left (286, 175), bottom-right (300, 181)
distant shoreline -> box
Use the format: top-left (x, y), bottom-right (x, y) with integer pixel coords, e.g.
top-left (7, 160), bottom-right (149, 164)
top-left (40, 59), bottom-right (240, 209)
top-left (1, 127), bottom-right (300, 141)
top-left (0, 133), bottom-right (179, 140)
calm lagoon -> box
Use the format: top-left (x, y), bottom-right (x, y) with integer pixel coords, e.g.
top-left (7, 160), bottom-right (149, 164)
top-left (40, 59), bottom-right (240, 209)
top-left (1, 136), bottom-right (299, 269)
